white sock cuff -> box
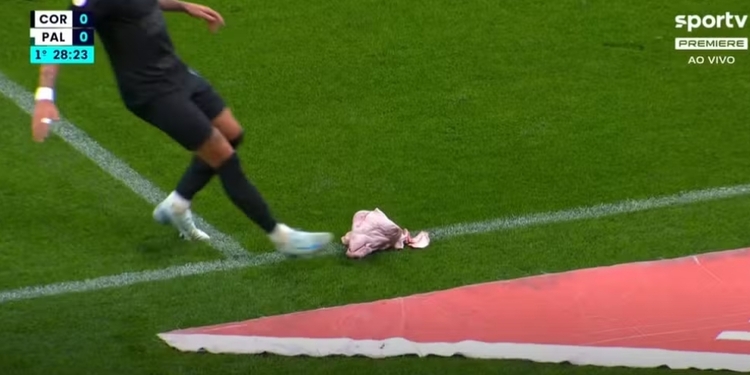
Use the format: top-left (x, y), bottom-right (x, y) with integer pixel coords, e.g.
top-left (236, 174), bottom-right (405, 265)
top-left (168, 191), bottom-right (191, 210)
top-left (269, 223), bottom-right (292, 242)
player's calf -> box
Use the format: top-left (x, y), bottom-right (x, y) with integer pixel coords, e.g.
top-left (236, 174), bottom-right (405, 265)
top-left (156, 122), bottom-right (245, 240)
top-left (195, 128), bottom-right (332, 254)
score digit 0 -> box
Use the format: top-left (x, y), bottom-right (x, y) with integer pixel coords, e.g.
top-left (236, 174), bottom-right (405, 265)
top-left (72, 11), bottom-right (92, 28)
top-left (74, 29), bottom-right (94, 46)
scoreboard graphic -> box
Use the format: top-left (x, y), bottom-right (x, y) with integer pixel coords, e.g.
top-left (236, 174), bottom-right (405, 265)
top-left (30, 11), bottom-right (94, 64)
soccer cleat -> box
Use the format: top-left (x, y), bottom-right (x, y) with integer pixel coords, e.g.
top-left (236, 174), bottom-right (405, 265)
top-left (153, 198), bottom-right (210, 241)
top-left (271, 224), bottom-right (333, 256)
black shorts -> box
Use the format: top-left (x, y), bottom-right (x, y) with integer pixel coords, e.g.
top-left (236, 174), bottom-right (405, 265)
top-left (127, 70), bottom-right (226, 151)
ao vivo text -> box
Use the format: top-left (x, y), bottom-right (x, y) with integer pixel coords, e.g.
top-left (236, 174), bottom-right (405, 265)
top-left (688, 56), bottom-right (735, 64)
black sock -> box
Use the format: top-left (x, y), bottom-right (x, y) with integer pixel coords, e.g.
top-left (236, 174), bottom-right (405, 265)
top-left (175, 157), bottom-right (213, 201)
top-left (175, 133), bottom-right (245, 201)
top-left (216, 153), bottom-right (278, 233)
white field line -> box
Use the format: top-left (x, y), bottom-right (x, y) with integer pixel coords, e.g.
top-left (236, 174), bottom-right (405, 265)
top-left (2, 182), bottom-right (750, 303)
top-left (0, 71), bottom-right (249, 260)
top-left (427, 184), bottom-right (750, 239)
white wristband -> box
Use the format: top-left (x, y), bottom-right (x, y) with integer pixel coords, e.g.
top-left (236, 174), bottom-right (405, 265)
top-left (35, 87), bottom-right (54, 102)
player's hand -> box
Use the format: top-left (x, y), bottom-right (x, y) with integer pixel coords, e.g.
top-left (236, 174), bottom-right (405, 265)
top-left (184, 3), bottom-right (225, 33)
top-left (31, 100), bottom-right (59, 142)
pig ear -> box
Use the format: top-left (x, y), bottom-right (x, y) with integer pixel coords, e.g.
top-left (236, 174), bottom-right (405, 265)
top-left (406, 231), bottom-right (430, 249)
top-left (373, 208), bottom-right (388, 218)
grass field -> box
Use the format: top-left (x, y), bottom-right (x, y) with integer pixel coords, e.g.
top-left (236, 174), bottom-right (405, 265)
top-left (3, 0), bottom-right (750, 373)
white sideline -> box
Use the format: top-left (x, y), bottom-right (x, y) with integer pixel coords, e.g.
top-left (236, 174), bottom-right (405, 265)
top-left (0, 70), bottom-right (249, 260)
top-left (3, 182), bottom-right (750, 303)
top-left (427, 184), bottom-right (750, 239)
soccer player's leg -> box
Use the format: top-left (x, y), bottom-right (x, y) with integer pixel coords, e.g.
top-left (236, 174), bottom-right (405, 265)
top-left (134, 93), bottom-right (332, 254)
top-left (193, 127), bottom-right (333, 255)
top-left (152, 74), bottom-right (238, 239)
top-left (168, 74), bottom-right (242, 203)
top-left (170, 109), bottom-right (243, 202)
top-left (129, 93), bottom-right (212, 241)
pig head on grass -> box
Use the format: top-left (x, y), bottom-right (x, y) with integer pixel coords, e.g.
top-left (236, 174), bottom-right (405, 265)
top-left (341, 208), bottom-right (430, 259)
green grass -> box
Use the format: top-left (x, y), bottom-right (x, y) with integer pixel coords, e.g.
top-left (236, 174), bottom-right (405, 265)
top-left (2, 0), bottom-right (750, 373)
top-left (0, 96), bottom-right (220, 289)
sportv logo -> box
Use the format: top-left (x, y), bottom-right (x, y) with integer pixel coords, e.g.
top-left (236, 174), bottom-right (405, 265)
top-left (675, 12), bottom-right (748, 32)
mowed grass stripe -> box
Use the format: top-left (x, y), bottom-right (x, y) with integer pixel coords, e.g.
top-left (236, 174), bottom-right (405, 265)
top-left (0, 70), bottom-right (249, 260)
top-left (3, 182), bottom-right (750, 304)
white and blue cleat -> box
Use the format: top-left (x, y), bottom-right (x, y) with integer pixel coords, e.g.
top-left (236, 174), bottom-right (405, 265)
top-left (153, 194), bottom-right (332, 255)
top-left (270, 224), bottom-right (333, 256)
top-left (153, 198), bottom-right (211, 241)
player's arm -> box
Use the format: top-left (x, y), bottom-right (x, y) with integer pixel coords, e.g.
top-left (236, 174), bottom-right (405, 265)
top-left (158, 0), bottom-right (188, 11)
top-left (30, 64), bottom-right (61, 142)
top-left (159, 0), bottom-right (225, 31)
top-left (38, 64), bottom-right (59, 91)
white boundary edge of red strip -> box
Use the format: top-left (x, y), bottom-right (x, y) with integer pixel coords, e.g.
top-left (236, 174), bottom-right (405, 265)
top-left (156, 334), bottom-right (750, 372)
